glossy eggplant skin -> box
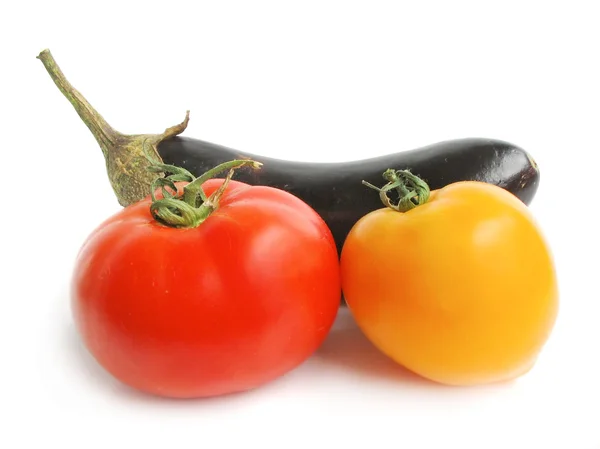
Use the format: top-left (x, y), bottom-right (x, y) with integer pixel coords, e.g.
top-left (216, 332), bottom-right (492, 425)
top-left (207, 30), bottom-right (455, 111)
top-left (159, 137), bottom-right (539, 254)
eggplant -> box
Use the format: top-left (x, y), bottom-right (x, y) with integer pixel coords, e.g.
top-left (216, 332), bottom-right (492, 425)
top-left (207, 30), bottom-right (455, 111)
top-left (38, 49), bottom-right (539, 257)
top-left (158, 136), bottom-right (538, 252)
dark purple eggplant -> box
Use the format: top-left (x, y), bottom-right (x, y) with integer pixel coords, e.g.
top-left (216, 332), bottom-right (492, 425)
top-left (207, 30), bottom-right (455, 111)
top-left (159, 136), bottom-right (538, 252)
top-left (38, 49), bottom-right (539, 257)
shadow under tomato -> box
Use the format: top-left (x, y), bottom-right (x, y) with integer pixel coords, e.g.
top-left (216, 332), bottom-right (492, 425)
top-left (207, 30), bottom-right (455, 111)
top-left (62, 322), bottom-right (291, 407)
top-left (315, 308), bottom-right (448, 389)
top-left (316, 308), bottom-right (524, 394)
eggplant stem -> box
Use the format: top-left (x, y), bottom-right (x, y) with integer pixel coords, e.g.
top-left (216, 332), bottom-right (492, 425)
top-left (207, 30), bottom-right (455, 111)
top-left (37, 48), bottom-right (189, 207)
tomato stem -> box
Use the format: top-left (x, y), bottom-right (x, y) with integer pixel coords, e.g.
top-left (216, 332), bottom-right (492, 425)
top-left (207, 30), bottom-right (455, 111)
top-left (149, 159), bottom-right (262, 228)
top-left (363, 169), bottom-right (430, 212)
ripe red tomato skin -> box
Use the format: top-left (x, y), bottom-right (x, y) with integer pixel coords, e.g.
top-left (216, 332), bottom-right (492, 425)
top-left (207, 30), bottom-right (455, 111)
top-left (71, 179), bottom-right (341, 398)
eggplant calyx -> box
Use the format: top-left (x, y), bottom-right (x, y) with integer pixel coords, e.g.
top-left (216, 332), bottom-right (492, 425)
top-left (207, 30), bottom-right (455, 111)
top-left (37, 48), bottom-right (187, 207)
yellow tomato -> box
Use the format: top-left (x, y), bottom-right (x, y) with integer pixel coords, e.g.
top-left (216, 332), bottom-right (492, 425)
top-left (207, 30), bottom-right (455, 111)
top-left (341, 177), bottom-right (558, 386)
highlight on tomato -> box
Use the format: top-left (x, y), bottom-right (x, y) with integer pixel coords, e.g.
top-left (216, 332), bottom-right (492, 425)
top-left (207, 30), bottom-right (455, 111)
top-left (71, 160), bottom-right (341, 398)
top-left (340, 168), bottom-right (558, 386)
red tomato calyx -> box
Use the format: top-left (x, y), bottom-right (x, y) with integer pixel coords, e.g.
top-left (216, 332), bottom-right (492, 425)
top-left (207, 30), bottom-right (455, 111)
top-left (148, 159), bottom-right (262, 228)
top-left (362, 168), bottom-right (431, 212)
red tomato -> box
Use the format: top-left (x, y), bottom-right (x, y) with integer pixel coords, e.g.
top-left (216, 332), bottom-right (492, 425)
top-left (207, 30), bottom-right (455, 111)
top-left (71, 179), bottom-right (341, 398)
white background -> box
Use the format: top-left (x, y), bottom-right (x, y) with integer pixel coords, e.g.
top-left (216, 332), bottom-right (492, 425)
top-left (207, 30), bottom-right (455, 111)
top-left (2, 1), bottom-right (599, 448)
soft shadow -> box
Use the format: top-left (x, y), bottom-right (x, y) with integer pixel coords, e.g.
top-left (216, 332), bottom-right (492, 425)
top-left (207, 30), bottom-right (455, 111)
top-left (316, 309), bottom-right (520, 393)
top-left (315, 308), bottom-right (441, 387)
top-left (62, 323), bottom-right (285, 408)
